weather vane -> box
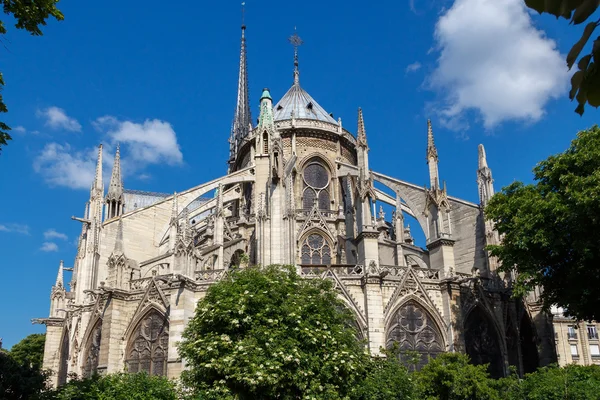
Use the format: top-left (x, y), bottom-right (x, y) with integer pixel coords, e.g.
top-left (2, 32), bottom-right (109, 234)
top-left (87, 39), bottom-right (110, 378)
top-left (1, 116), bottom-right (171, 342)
top-left (288, 27), bottom-right (303, 67)
top-left (241, 2), bottom-right (246, 28)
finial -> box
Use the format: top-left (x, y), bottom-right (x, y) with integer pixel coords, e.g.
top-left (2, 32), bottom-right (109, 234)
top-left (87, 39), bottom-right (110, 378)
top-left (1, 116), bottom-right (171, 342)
top-left (426, 119), bottom-right (438, 162)
top-left (357, 107), bottom-right (367, 147)
top-left (241, 1), bottom-right (246, 31)
top-left (93, 144), bottom-right (104, 192)
top-left (55, 260), bottom-right (64, 288)
top-left (288, 28), bottom-right (303, 85)
top-left (478, 144), bottom-right (488, 170)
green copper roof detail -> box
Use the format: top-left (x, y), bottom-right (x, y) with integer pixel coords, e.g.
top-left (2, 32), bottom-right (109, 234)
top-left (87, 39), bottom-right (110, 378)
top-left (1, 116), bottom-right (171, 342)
top-left (261, 88), bottom-right (272, 100)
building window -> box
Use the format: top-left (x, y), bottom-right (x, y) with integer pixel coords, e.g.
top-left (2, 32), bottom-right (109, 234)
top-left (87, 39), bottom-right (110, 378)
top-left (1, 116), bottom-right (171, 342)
top-left (588, 325), bottom-right (598, 340)
top-left (83, 320), bottom-right (102, 377)
top-left (302, 159), bottom-right (330, 211)
top-left (300, 233), bottom-right (331, 265)
top-left (590, 344), bottom-right (600, 358)
top-left (125, 310), bottom-right (169, 376)
top-left (570, 344), bottom-right (579, 357)
top-left (568, 325), bottom-right (578, 340)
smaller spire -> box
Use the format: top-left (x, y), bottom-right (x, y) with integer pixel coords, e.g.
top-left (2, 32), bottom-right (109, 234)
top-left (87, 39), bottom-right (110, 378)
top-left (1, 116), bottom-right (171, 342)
top-left (93, 144), bottom-right (104, 193)
top-left (288, 29), bottom-right (303, 86)
top-left (357, 107), bottom-right (368, 147)
top-left (107, 144), bottom-right (123, 200)
top-left (171, 192), bottom-right (178, 224)
top-left (55, 260), bottom-right (64, 288)
top-left (478, 144), bottom-right (488, 170)
top-left (114, 217), bottom-right (124, 254)
top-left (426, 119), bottom-right (438, 162)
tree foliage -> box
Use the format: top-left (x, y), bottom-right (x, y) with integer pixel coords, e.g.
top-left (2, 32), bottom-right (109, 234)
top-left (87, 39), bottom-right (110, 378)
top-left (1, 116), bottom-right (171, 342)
top-left (178, 265), bottom-right (370, 400)
top-left (485, 125), bottom-right (600, 321)
top-left (46, 372), bottom-right (178, 400)
top-left (352, 348), bottom-right (414, 400)
top-left (414, 353), bottom-right (500, 400)
top-left (0, 0), bottom-right (63, 153)
top-left (10, 333), bottom-right (46, 370)
top-left (524, 0), bottom-right (600, 115)
top-left (0, 350), bottom-right (49, 399)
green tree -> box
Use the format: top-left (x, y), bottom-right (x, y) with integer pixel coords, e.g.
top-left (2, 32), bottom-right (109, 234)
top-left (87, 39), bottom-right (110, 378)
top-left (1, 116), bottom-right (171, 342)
top-left (47, 372), bottom-right (177, 400)
top-left (524, 0), bottom-right (600, 115)
top-left (502, 364), bottom-right (600, 400)
top-left (0, 350), bottom-right (49, 399)
top-left (414, 353), bottom-right (500, 400)
top-left (178, 265), bottom-right (370, 400)
top-left (10, 333), bottom-right (46, 370)
top-left (0, 0), bottom-right (63, 153)
top-left (485, 126), bottom-right (600, 321)
top-left (352, 348), bottom-right (414, 400)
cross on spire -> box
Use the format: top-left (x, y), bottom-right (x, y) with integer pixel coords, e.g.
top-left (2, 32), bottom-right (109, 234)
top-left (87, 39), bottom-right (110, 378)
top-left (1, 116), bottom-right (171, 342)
top-left (288, 28), bottom-right (303, 85)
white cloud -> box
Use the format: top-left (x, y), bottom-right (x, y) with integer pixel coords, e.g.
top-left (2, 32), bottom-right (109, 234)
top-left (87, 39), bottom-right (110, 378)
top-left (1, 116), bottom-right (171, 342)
top-left (44, 229), bottom-right (68, 241)
top-left (33, 143), bottom-right (97, 189)
top-left (37, 106), bottom-right (82, 132)
top-left (429, 0), bottom-right (568, 130)
top-left (406, 62), bottom-right (422, 73)
top-left (40, 242), bottom-right (59, 252)
top-left (95, 116), bottom-right (183, 166)
top-left (13, 126), bottom-right (26, 134)
top-left (0, 223), bottom-right (30, 235)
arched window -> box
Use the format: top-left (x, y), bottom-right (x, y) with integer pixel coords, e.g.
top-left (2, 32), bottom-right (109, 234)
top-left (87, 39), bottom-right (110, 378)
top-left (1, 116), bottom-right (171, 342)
top-left (83, 320), bottom-right (102, 377)
top-left (386, 301), bottom-right (444, 371)
top-left (302, 159), bottom-right (330, 211)
top-left (125, 310), bottom-right (169, 376)
top-left (263, 132), bottom-right (268, 154)
top-left (464, 306), bottom-right (504, 378)
top-left (57, 329), bottom-right (70, 385)
top-left (300, 233), bottom-right (332, 265)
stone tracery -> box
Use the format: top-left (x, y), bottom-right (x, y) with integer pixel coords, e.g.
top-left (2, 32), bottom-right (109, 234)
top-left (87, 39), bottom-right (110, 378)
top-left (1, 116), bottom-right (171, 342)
top-left (125, 310), bottom-right (169, 376)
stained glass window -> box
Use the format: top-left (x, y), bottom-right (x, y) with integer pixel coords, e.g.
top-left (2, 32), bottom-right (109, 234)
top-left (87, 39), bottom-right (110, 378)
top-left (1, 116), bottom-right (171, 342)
top-left (300, 233), bottom-right (332, 265)
top-left (83, 321), bottom-right (102, 377)
top-left (386, 301), bottom-right (444, 371)
top-left (464, 307), bottom-right (504, 378)
top-left (303, 159), bottom-right (330, 211)
top-left (125, 310), bottom-right (169, 376)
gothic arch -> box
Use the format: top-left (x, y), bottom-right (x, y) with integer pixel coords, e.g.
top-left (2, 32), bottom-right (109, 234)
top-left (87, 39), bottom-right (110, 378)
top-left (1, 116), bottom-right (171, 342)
top-left (385, 298), bottom-right (446, 371)
top-left (520, 313), bottom-right (539, 374)
top-left (82, 319), bottom-right (102, 377)
top-left (298, 153), bottom-right (336, 177)
top-left (298, 229), bottom-right (334, 265)
top-left (463, 306), bottom-right (504, 378)
top-left (57, 327), bottom-right (70, 385)
top-left (123, 301), bottom-right (169, 344)
top-left (124, 308), bottom-right (169, 376)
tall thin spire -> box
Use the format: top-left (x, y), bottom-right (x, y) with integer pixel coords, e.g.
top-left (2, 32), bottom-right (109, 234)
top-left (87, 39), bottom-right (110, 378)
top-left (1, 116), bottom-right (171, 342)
top-left (478, 143), bottom-right (489, 170)
top-left (357, 107), bottom-right (368, 148)
top-left (288, 29), bottom-right (303, 86)
top-left (229, 13), bottom-right (252, 166)
top-left (55, 260), bottom-right (64, 288)
top-left (426, 120), bottom-right (440, 189)
top-left (107, 144), bottom-right (123, 200)
top-left (426, 119), bottom-right (438, 162)
top-left (477, 144), bottom-right (494, 206)
top-left (92, 144), bottom-right (103, 194)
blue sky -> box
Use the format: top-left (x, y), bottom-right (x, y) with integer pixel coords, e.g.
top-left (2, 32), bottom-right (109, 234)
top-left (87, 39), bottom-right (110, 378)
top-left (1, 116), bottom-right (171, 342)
top-left (0, 0), bottom-right (597, 348)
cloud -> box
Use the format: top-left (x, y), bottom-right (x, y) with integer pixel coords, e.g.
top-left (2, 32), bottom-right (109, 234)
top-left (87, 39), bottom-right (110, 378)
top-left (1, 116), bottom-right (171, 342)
top-left (95, 116), bottom-right (183, 166)
top-left (44, 229), bottom-right (68, 241)
top-left (429, 0), bottom-right (568, 130)
top-left (0, 223), bottom-right (30, 235)
top-left (406, 62), bottom-right (422, 73)
top-left (37, 106), bottom-right (82, 132)
top-left (33, 143), bottom-right (97, 189)
top-left (40, 242), bottom-right (59, 252)
top-left (13, 126), bottom-right (26, 134)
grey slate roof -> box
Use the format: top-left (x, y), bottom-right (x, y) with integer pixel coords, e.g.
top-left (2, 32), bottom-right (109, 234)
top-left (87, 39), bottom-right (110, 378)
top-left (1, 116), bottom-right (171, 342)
top-left (273, 82), bottom-right (338, 124)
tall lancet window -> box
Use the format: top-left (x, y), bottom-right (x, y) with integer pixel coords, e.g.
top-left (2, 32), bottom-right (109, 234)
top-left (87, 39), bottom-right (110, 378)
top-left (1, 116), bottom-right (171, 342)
top-left (302, 158), bottom-right (330, 210)
top-left (83, 320), bottom-right (102, 377)
top-left (300, 232), bottom-right (332, 265)
top-left (125, 310), bottom-right (169, 376)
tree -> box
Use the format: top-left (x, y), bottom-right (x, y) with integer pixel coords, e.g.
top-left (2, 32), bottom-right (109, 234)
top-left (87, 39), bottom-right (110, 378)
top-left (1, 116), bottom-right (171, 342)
top-left (351, 348), bottom-right (414, 400)
top-left (0, 350), bottom-right (49, 399)
top-left (485, 126), bottom-right (600, 321)
top-left (47, 372), bottom-right (178, 400)
top-left (10, 333), bottom-right (46, 370)
top-left (414, 353), bottom-right (500, 400)
top-left (178, 265), bottom-right (370, 400)
top-left (501, 364), bottom-right (600, 400)
top-left (0, 0), bottom-right (63, 153)
top-left (524, 0), bottom-right (600, 115)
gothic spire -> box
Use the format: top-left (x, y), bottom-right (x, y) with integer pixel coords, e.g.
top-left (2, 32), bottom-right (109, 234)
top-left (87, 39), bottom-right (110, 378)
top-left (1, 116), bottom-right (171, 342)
top-left (55, 260), bottom-right (64, 288)
top-left (426, 120), bottom-right (440, 189)
top-left (288, 30), bottom-right (303, 86)
top-left (107, 144), bottom-right (123, 201)
top-left (229, 22), bottom-right (252, 166)
top-left (92, 144), bottom-right (103, 194)
top-left (478, 143), bottom-right (489, 170)
top-left (357, 107), bottom-right (368, 148)
top-left (477, 144), bottom-right (494, 206)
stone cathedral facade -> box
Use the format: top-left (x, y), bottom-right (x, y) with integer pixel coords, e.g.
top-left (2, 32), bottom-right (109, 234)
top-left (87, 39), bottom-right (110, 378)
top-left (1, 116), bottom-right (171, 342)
top-left (37, 27), bottom-right (556, 387)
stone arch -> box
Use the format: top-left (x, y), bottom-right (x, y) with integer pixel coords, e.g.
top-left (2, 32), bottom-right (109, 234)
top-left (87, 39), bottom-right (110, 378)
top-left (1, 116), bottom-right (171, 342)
top-left (229, 249), bottom-right (245, 269)
top-left (505, 313), bottom-right (519, 370)
top-left (385, 298), bottom-right (446, 371)
top-left (57, 327), bottom-right (70, 386)
top-left (464, 306), bottom-right (504, 378)
top-left (124, 308), bottom-right (169, 376)
top-left (520, 313), bottom-right (539, 374)
top-left (82, 318), bottom-right (102, 377)
top-left (298, 229), bottom-right (334, 265)
top-left (298, 152), bottom-right (336, 178)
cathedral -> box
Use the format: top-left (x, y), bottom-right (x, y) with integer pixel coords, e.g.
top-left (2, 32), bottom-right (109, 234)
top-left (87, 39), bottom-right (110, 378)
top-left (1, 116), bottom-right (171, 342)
top-left (37, 25), bottom-right (556, 387)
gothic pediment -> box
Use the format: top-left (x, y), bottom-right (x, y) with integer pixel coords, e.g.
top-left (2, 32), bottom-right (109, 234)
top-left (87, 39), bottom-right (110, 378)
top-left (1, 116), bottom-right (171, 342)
top-left (131, 278), bottom-right (169, 321)
top-left (384, 266), bottom-right (438, 316)
top-left (321, 269), bottom-right (366, 325)
top-left (297, 203), bottom-right (335, 242)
